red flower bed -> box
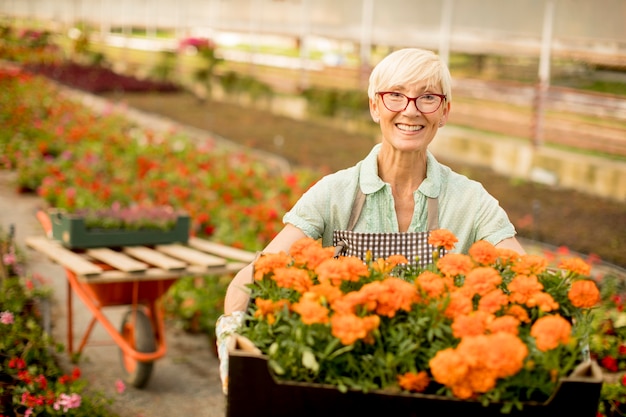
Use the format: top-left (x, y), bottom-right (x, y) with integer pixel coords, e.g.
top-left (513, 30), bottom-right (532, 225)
top-left (23, 62), bottom-right (180, 93)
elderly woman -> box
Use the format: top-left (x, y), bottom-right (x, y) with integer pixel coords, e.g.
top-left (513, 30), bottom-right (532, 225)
top-left (217, 48), bottom-right (525, 392)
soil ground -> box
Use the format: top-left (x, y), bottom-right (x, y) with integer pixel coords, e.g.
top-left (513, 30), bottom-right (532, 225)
top-left (103, 91), bottom-right (626, 269)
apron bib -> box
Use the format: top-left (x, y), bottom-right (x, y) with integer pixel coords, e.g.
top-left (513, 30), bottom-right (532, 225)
top-left (332, 189), bottom-right (445, 267)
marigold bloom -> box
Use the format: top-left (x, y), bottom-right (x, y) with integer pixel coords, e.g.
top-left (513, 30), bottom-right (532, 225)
top-left (478, 289), bottom-right (509, 314)
top-left (443, 291), bottom-right (473, 319)
top-left (415, 271), bottom-right (453, 299)
top-left (374, 278), bottom-right (419, 317)
top-left (290, 237), bottom-right (335, 269)
top-left (316, 258), bottom-right (359, 286)
top-left (484, 332), bottom-right (528, 378)
top-left (428, 229), bottom-right (458, 250)
top-left (308, 282), bottom-right (343, 305)
top-left (508, 274), bottom-right (544, 305)
top-left (341, 256), bottom-right (370, 279)
top-left (496, 248), bottom-right (521, 265)
top-left (468, 240), bottom-right (498, 265)
top-left (526, 291), bottom-right (559, 312)
top-left (462, 267), bottom-right (502, 297)
top-left (397, 371), bottom-right (430, 392)
top-left (568, 279), bottom-right (601, 308)
top-left (506, 304), bottom-right (531, 323)
top-left (451, 311), bottom-right (492, 338)
top-left (511, 254), bottom-right (548, 276)
top-left (272, 267), bottom-right (313, 293)
top-left (253, 252), bottom-right (291, 280)
top-left (437, 253), bottom-right (473, 277)
top-left (254, 298), bottom-right (289, 325)
top-left (558, 257), bottom-right (591, 276)
top-left (292, 293), bottom-right (330, 325)
top-left (488, 315), bottom-right (521, 336)
top-left (330, 313), bottom-right (380, 345)
top-left (429, 348), bottom-right (468, 387)
top-left (530, 315), bottom-right (572, 351)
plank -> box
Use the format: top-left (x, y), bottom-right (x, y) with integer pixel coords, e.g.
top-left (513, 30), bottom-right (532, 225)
top-left (86, 248), bottom-right (149, 273)
top-left (155, 244), bottom-right (226, 268)
top-left (25, 236), bottom-right (103, 277)
top-left (188, 237), bottom-right (257, 263)
top-left (123, 246), bottom-right (188, 271)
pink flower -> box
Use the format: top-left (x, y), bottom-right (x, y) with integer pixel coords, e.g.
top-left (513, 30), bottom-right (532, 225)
top-left (24, 408), bottom-right (33, 417)
top-left (2, 252), bottom-right (16, 265)
top-left (53, 393), bottom-right (82, 412)
top-left (115, 379), bottom-right (126, 394)
top-left (0, 311), bottom-right (14, 325)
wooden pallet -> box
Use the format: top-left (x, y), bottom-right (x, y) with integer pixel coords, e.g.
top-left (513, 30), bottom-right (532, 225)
top-left (26, 235), bottom-right (256, 284)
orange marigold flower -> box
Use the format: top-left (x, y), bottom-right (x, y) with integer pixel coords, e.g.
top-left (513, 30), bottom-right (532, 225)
top-left (496, 248), bottom-right (521, 265)
top-left (272, 267), bottom-right (313, 293)
top-left (254, 298), bottom-right (289, 325)
top-left (308, 283), bottom-right (343, 305)
top-left (428, 229), bottom-right (458, 250)
top-left (508, 275), bottom-right (544, 305)
top-left (341, 256), bottom-right (370, 279)
top-left (429, 348), bottom-right (468, 387)
top-left (568, 280), bottom-right (601, 308)
top-left (477, 289), bottom-right (509, 314)
top-left (468, 240), bottom-right (498, 265)
top-left (360, 278), bottom-right (418, 318)
top-left (330, 313), bottom-right (380, 345)
top-left (484, 332), bottom-right (528, 378)
top-left (530, 315), bottom-right (572, 352)
top-left (511, 254), bottom-right (548, 275)
top-left (451, 311), bottom-right (492, 338)
top-left (386, 254), bottom-right (410, 267)
top-left (505, 304), bottom-right (531, 323)
top-left (488, 315), bottom-right (520, 336)
top-left (443, 291), bottom-right (473, 319)
top-left (462, 267), bottom-right (502, 297)
top-left (415, 271), bottom-right (453, 299)
top-left (558, 257), bottom-right (592, 276)
top-left (315, 258), bottom-right (351, 286)
top-left (397, 371), bottom-right (430, 393)
top-left (292, 293), bottom-right (330, 325)
top-left (253, 252), bottom-right (291, 280)
top-left (290, 237), bottom-right (335, 269)
top-left (437, 253), bottom-right (473, 277)
top-left (526, 291), bottom-right (559, 312)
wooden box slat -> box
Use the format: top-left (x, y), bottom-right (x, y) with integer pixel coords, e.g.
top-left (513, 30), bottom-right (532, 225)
top-left (123, 246), bottom-right (188, 271)
top-left (155, 244), bottom-right (226, 268)
top-left (86, 248), bottom-right (149, 272)
top-left (188, 237), bottom-right (257, 263)
top-left (25, 236), bottom-right (103, 277)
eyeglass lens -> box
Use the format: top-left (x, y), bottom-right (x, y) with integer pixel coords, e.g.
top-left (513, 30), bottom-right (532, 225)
top-left (381, 93), bottom-right (443, 113)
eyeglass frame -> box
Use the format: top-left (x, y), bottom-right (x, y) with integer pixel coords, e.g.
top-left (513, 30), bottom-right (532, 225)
top-left (376, 91), bottom-right (447, 114)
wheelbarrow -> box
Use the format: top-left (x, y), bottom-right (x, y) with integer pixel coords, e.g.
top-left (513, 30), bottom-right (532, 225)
top-left (27, 210), bottom-right (254, 388)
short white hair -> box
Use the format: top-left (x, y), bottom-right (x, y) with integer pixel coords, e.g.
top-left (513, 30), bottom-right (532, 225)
top-left (367, 48), bottom-right (452, 102)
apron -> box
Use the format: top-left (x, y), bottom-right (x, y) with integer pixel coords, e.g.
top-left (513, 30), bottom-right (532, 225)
top-left (332, 189), bottom-right (445, 267)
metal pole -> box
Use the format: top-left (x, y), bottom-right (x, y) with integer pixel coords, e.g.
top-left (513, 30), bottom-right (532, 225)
top-left (438, 0), bottom-right (454, 66)
top-left (299, 0), bottom-right (311, 90)
top-left (532, 0), bottom-right (556, 148)
top-left (359, 0), bottom-right (374, 87)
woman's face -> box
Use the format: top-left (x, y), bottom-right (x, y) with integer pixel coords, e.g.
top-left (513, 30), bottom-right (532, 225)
top-left (369, 81), bottom-right (450, 154)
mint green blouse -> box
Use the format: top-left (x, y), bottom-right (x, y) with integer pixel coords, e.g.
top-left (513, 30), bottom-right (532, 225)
top-left (283, 144), bottom-right (517, 254)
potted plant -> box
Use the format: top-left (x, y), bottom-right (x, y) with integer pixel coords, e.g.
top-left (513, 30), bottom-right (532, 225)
top-left (231, 231), bottom-right (603, 416)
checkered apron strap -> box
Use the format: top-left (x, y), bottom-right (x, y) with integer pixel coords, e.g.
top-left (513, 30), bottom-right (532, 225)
top-left (333, 189), bottom-right (443, 267)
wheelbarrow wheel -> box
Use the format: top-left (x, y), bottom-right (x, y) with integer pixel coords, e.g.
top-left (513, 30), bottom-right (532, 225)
top-left (119, 308), bottom-right (156, 388)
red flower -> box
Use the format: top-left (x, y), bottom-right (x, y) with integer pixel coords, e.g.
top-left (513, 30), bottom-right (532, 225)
top-left (601, 356), bottom-right (619, 372)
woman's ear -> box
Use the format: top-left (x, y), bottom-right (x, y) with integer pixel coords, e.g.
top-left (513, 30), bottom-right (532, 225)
top-left (369, 97), bottom-right (380, 123)
top-left (439, 101), bottom-right (451, 127)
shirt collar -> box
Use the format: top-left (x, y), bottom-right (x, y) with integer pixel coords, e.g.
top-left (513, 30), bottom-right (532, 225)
top-left (358, 144), bottom-right (442, 198)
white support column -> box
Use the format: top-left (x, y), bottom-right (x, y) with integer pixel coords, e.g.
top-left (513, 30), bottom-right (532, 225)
top-left (532, 0), bottom-right (556, 148)
top-left (438, 0), bottom-right (454, 66)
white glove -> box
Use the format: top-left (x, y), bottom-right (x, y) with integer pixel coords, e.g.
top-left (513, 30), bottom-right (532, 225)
top-left (215, 311), bottom-right (245, 395)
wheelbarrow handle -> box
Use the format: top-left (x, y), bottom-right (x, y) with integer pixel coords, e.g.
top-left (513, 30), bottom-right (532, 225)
top-left (36, 210), bottom-right (53, 236)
